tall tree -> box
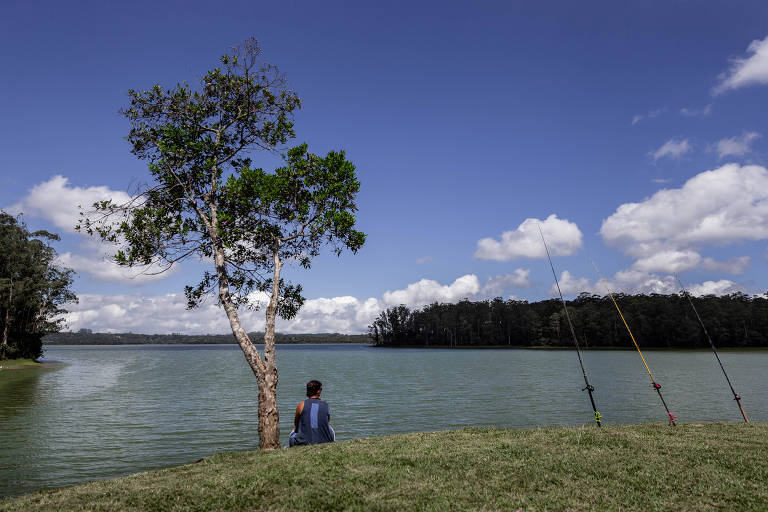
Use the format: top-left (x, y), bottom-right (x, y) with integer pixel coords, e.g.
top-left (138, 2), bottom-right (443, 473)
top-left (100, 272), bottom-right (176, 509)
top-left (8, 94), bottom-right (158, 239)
top-left (0, 211), bottom-right (76, 360)
top-left (79, 40), bottom-right (365, 449)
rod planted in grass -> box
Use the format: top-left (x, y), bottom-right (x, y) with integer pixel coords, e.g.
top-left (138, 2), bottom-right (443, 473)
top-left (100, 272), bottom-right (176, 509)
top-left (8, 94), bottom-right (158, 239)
top-left (676, 275), bottom-right (748, 423)
top-left (539, 226), bottom-right (601, 426)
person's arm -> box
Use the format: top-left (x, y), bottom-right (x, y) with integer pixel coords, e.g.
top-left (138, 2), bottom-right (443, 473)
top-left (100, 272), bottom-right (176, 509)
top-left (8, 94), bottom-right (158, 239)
top-left (293, 401), bottom-right (304, 431)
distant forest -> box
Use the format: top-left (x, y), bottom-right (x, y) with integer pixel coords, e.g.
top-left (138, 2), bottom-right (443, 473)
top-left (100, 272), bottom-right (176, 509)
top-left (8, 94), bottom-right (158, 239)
top-left (44, 331), bottom-right (369, 345)
top-left (369, 293), bottom-right (768, 349)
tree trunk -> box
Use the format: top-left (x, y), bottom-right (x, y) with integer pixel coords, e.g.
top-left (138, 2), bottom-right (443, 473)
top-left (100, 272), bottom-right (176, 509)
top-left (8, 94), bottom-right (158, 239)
top-left (211, 242), bottom-right (281, 449)
top-left (1, 279), bottom-right (12, 358)
top-left (204, 203), bottom-right (282, 450)
top-left (256, 246), bottom-right (283, 450)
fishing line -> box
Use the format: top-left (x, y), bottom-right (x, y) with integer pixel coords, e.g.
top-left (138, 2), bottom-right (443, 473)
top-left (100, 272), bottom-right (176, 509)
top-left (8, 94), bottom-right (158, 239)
top-left (590, 259), bottom-right (677, 426)
top-left (538, 226), bottom-right (602, 426)
top-left (676, 275), bottom-right (748, 423)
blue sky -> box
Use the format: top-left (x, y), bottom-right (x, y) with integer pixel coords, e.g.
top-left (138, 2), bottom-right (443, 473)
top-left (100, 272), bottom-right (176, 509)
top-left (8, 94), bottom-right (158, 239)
top-left (2, 1), bottom-right (768, 334)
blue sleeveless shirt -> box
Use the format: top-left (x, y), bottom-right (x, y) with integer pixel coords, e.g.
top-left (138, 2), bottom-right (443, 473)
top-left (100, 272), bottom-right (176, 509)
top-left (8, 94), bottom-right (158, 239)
top-left (295, 398), bottom-right (334, 445)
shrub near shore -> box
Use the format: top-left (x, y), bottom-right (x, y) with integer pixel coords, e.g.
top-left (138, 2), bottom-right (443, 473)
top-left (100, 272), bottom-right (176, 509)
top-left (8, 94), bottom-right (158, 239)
top-left (1, 423), bottom-right (767, 511)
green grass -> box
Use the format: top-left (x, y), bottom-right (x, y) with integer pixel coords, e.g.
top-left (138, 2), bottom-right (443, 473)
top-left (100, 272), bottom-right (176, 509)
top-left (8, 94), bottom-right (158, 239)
top-left (0, 358), bottom-right (42, 370)
top-left (1, 423), bottom-right (767, 511)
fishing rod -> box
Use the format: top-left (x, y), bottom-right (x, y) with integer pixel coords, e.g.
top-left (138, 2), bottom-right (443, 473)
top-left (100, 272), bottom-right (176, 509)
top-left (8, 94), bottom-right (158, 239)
top-left (591, 260), bottom-right (677, 426)
top-left (538, 227), bottom-right (602, 427)
top-left (675, 275), bottom-right (748, 423)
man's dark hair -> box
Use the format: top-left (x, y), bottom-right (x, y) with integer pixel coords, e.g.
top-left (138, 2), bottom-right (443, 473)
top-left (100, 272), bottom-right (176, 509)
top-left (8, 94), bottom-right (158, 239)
top-left (306, 380), bottom-right (322, 397)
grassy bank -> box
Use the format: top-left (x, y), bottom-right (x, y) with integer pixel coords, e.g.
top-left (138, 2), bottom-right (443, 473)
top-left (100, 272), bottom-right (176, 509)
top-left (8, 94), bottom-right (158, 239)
top-left (0, 358), bottom-right (42, 370)
top-left (1, 423), bottom-right (766, 511)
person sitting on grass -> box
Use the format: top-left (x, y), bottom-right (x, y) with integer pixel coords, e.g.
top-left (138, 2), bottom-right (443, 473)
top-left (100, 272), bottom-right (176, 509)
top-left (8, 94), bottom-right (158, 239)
top-left (289, 379), bottom-right (335, 447)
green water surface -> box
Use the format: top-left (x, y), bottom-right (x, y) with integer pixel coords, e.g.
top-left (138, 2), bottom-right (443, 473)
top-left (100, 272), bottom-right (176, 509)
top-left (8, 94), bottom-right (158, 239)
top-left (1, 344), bottom-right (766, 498)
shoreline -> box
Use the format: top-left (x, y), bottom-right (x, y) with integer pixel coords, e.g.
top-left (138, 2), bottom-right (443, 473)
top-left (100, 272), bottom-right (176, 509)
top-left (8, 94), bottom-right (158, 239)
top-left (38, 343), bottom-right (768, 351)
top-left (0, 359), bottom-right (43, 370)
top-left (370, 344), bottom-right (768, 351)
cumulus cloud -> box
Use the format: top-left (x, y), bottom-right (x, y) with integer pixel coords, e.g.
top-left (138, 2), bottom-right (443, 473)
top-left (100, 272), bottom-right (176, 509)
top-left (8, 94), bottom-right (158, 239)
top-left (714, 35), bottom-right (768, 94)
top-left (550, 269), bottom-right (743, 298)
top-left (549, 269), bottom-right (678, 297)
top-left (61, 293), bottom-right (232, 334)
top-left (416, 256), bottom-right (433, 264)
top-left (481, 269), bottom-right (532, 297)
top-left (631, 108), bottom-right (665, 125)
top-left (714, 132), bottom-right (761, 158)
top-left (281, 296), bottom-right (383, 333)
top-left (631, 250), bottom-right (703, 274)
top-left (56, 251), bottom-right (174, 284)
top-left (60, 270), bottom-right (540, 334)
top-left (652, 139), bottom-right (691, 160)
top-left (7, 175), bottom-right (176, 285)
top-left (6, 175), bottom-right (131, 232)
top-left (680, 104), bottom-right (712, 117)
top-left (381, 275), bottom-right (480, 307)
top-left (474, 214), bottom-right (582, 261)
top-left (600, 163), bottom-right (767, 276)
top-left (686, 280), bottom-right (740, 296)
top-left (601, 164), bottom-right (768, 255)
top-left (60, 292), bottom-right (382, 335)
top-left (551, 270), bottom-right (593, 296)
top-left (631, 251), bottom-right (750, 275)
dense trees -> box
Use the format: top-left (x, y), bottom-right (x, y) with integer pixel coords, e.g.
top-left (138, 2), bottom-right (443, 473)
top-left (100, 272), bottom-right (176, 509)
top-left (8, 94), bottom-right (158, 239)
top-left (44, 331), bottom-right (369, 345)
top-left (79, 40), bottom-right (365, 449)
top-left (369, 293), bottom-right (768, 349)
top-left (0, 211), bottom-right (77, 360)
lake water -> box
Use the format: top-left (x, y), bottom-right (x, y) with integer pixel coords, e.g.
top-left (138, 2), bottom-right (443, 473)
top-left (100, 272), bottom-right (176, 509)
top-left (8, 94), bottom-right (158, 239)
top-left (1, 344), bottom-right (767, 498)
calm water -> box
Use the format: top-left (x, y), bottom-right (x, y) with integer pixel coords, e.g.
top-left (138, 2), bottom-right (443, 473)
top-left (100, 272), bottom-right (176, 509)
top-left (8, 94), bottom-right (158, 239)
top-left (1, 344), bottom-right (767, 498)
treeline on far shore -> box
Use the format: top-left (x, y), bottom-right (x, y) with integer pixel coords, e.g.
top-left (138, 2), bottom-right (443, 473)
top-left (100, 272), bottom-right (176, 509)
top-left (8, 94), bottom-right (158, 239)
top-left (44, 331), bottom-right (369, 346)
top-left (369, 292), bottom-right (768, 349)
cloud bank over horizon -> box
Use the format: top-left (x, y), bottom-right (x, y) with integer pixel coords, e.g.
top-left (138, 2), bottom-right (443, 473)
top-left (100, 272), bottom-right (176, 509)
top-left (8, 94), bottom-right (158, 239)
top-left (61, 265), bottom-right (750, 335)
top-left (60, 271), bottom-right (534, 335)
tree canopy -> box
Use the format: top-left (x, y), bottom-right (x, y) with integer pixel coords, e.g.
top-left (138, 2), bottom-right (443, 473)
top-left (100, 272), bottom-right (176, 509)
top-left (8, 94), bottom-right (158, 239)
top-left (0, 211), bottom-right (77, 360)
top-left (79, 39), bottom-right (365, 449)
top-left (369, 293), bottom-right (768, 349)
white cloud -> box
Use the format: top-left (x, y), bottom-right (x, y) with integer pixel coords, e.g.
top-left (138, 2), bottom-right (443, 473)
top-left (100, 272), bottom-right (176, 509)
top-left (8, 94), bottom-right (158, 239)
top-left (60, 292), bottom-right (381, 335)
top-left (686, 280), bottom-right (740, 296)
top-left (60, 293), bottom-right (230, 334)
top-left (632, 108), bottom-right (665, 125)
top-left (381, 274), bottom-right (480, 307)
top-left (6, 175), bottom-right (131, 232)
top-left (652, 139), bottom-right (691, 160)
top-left (474, 214), bottom-right (583, 261)
top-left (601, 164), bottom-right (768, 258)
top-left (714, 132), bottom-right (761, 158)
top-left (701, 256), bottom-right (750, 274)
top-left (680, 104), bottom-right (712, 117)
top-left (632, 250), bottom-right (703, 273)
top-left (714, 35), bottom-right (768, 94)
top-left (56, 251), bottom-right (174, 284)
top-left (631, 250), bottom-right (750, 275)
top-left (416, 256), bottom-right (433, 264)
top-left (281, 296), bottom-right (382, 333)
top-left (7, 175), bottom-right (176, 285)
top-left (60, 270), bottom-right (541, 334)
top-left (550, 269), bottom-right (744, 299)
top-left (551, 270), bottom-right (593, 296)
top-left (481, 269), bottom-right (532, 297)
